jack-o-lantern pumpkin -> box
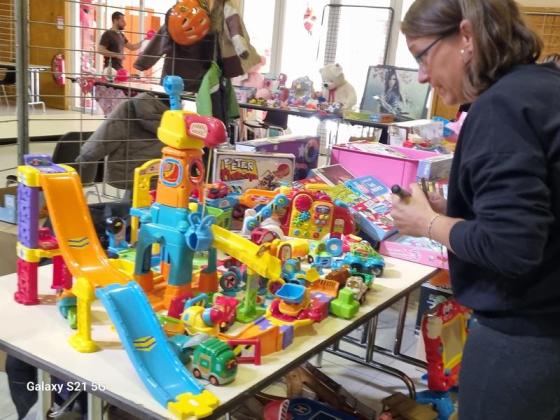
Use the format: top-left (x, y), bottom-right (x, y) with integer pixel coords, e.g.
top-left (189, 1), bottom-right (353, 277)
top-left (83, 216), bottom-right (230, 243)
top-left (167, 0), bottom-right (211, 46)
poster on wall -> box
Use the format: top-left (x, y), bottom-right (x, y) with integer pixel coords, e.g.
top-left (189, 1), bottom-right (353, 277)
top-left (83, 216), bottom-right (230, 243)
top-left (360, 65), bottom-right (431, 120)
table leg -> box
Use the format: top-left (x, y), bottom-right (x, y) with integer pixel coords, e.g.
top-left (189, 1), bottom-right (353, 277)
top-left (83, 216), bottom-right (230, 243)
top-left (32, 70), bottom-right (37, 103)
top-left (326, 346), bottom-right (417, 399)
top-left (365, 315), bottom-right (378, 363)
top-left (394, 294), bottom-right (409, 355)
top-left (37, 369), bottom-right (51, 419)
top-left (313, 351), bottom-right (323, 368)
top-left (372, 294), bottom-right (427, 369)
top-left (87, 393), bottom-right (105, 420)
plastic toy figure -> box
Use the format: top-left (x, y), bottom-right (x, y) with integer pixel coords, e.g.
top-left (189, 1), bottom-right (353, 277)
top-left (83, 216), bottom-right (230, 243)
top-left (345, 276), bottom-right (368, 304)
top-left (105, 216), bottom-right (129, 256)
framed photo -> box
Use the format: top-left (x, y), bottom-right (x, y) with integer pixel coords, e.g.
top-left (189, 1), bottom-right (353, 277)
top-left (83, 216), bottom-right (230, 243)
top-left (360, 65), bottom-right (431, 120)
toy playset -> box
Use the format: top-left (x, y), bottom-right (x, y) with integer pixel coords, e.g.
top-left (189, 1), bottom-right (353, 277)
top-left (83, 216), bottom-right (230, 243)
top-left (417, 299), bottom-right (470, 419)
top-left (12, 77), bottom-right (391, 419)
top-left (235, 135), bottom-right (320, 180)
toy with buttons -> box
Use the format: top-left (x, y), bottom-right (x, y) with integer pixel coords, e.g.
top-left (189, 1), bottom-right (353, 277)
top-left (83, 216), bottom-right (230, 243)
top-left (288, 191), bottom-right (335, 240)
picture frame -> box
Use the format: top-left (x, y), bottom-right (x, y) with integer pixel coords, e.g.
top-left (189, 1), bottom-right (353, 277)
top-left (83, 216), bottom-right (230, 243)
top-left (360, 65), bottom-right (431, 120)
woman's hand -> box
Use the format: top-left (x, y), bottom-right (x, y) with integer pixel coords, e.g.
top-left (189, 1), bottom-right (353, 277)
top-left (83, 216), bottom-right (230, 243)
top-left (428, 191), bottom-right (447, 214)
top-left (391, 183), bottom-right (438, 237)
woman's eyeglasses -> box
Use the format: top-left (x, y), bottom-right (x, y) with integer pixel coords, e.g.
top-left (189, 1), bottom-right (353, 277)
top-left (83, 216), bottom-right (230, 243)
top-left (414, 31), bottom-right (456, 68)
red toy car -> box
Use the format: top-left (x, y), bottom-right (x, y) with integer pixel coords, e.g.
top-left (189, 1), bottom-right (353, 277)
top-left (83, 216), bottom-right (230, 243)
top-left (206, 182), bottom-right (229, 199)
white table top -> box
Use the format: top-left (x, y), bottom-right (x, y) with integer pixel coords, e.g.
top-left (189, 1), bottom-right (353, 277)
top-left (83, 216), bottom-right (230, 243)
top-left (0, 61), bottom-right (49, 70)
top-left (0, 259), bottom-right (436, 419)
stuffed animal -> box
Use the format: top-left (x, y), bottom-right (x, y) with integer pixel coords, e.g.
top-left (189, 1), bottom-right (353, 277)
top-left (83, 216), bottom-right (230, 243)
top-left (241, 56), bottom-right (271, 100)
top-left (319, 63), bottom-right (357, 110)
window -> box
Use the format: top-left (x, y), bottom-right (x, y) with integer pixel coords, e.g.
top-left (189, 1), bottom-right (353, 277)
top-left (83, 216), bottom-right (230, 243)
top-left (280, 0), bottom-right (329, 87)
top-left (317, 3), bottom-right (394, 105)
top-left (242, 0), bottom-right (276, 73)
top-left (394, 0), bottom-right (419, 69)
top-left (243, 1), bottom-right (394, 102)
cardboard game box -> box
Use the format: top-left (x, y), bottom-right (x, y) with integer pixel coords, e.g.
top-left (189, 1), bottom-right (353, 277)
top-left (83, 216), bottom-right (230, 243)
top-left (235, 135), bottom-right (320, 180)
top-left (379, 234), bottom-right (449, 269)
top-left (212, 149), bottom-right (295, 191)
top-left (311, 164), bottom-right (355, 185)
top-left (344, 176), bottom-right (398, 242)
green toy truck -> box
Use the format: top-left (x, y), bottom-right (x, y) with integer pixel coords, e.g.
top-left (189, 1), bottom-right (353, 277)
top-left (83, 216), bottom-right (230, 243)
top-left (192, 337), bottom-right (238, 386)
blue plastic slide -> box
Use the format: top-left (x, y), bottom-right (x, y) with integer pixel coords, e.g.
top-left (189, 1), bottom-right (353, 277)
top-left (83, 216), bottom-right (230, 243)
top-left (96, 282), bottom-right (219, 418)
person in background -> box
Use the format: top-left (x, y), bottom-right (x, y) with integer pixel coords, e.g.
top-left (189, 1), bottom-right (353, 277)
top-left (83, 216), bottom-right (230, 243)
top-left (75, 93), bottom-right (167, 194)
top-left (390, 0), bottom-right (560, 419)
top-left (382, 67), bottom-right (404, 114)
top-left (98, 11), bottom-right (142, 71)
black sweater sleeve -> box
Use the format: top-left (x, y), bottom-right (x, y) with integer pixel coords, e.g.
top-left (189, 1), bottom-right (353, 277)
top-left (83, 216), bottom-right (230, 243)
top-left (449, 88), bottom-right (554, 278)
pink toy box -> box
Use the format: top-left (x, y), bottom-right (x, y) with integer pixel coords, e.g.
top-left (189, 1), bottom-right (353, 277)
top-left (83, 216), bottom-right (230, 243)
top-left (330, 142), bottom-right (440, 188)
top-left (379, 234), bottom-right (449, 269)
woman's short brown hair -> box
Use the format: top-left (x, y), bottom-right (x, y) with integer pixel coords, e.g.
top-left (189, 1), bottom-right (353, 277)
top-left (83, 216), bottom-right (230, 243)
top-left (401, 0), bottom-right (542, 100)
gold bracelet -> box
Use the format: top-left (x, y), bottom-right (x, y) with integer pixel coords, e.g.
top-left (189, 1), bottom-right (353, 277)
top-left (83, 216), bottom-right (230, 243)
top-left (427, 213), bottom-right (442, 241)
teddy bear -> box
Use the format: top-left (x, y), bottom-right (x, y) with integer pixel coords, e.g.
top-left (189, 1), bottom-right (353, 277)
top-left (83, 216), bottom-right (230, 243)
top-left (319, 63), bottom-right (357, 110)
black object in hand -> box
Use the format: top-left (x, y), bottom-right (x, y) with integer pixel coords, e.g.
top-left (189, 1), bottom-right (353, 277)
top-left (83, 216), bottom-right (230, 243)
top-left (391, 184), bottom-right (411, 199)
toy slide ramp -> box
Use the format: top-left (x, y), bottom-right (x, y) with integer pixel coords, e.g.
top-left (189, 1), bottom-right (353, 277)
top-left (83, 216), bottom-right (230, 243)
top-left (211, 225), bottom-right (281, 279)
top-left (97, 282), bottom-right (219, 418)
top-left (39, 172), bottom-right (128, 287)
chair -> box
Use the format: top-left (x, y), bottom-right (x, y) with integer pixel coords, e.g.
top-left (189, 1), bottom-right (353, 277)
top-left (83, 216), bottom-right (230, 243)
top-left (243, 109), bottom-right (289, 139)
top-left (0, 69), bottom-right (16, 108)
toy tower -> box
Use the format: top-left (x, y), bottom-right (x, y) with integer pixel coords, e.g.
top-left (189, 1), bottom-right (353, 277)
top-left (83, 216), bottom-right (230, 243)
top-left (15, 156), bottom-right (72, 304)
top-left (133, 77), bottom-right (227, 306)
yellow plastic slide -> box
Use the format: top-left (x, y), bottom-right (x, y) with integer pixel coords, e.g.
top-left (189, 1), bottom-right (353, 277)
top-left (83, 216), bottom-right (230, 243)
top-left (39, 172), bottom-right (128, 287)
top-left (210, 225), bottom-right (281, 279)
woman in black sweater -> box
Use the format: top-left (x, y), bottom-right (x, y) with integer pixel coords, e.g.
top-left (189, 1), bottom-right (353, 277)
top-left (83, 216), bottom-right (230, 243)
top-left (391, 0), bottom-right (560, 419)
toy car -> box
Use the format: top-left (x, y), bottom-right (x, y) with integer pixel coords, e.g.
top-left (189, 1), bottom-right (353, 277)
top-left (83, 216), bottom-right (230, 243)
top-left (250, 227), bottom-right (280, 245)
top-left (325, 268), bottom-right (351, 287)
top-left (339, 240), bottom-right (385, 279)
top-left (192, 337), bottom-right (237, 385)
top-left (206, 182), bottom-right (229, 199)
top-left (269, 238), bottom-right (309, 262)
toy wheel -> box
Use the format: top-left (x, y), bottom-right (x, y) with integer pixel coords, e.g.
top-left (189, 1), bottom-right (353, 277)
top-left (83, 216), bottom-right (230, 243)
top-left (209, 375), bottom-right (219, 386)
top-left (326, 238), bottom-right (343, 257)
top-left (276, 195), bottom-right (288, 206)
top-left (350, 262), bottom-right (363, 271)
top-left (261, 207), bottom-right (272, 218)
top-left (232, 204), bottom-right (248, 220)
top-left (372, 267), bottom-right (383, 277)
top-left (220, 272), bottom-right (239, 292)
top-left (193, 368), bottom-right (202, 379)
top-left (307, 255), bottom-right (315, 264)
